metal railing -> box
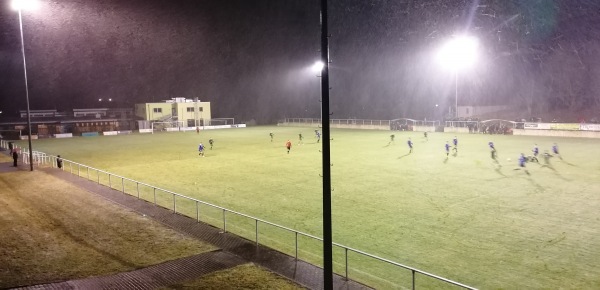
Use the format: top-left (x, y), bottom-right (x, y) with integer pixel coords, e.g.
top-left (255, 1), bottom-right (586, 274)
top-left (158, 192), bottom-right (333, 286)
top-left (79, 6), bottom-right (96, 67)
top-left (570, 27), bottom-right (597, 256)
top-left (1, 140), bottom-right (476, 290)
top-left (282, 118), bottom-right (392, 127)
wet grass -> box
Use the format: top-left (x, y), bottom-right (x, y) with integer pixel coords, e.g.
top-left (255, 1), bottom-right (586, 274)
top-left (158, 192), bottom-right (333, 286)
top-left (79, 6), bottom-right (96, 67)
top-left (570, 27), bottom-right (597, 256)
top-left (0, 170), bottom-right (216, 288)
top-left (19, 126), bottom-right (600, 289)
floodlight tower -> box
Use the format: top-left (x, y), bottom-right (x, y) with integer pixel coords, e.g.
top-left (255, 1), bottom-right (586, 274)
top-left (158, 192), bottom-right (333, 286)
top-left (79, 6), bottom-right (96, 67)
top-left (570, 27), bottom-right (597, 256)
top-left (319, 0), bottom-right (333, 287)
top-left (437, 35), bottom-right (479, 119)
top-left (11, 0), bottom-right (40, 171)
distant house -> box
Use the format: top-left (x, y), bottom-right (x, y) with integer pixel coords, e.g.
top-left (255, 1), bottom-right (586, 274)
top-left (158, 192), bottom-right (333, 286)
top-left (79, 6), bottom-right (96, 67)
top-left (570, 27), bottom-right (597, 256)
top-left (135, 98), bottom-right (212, 127)
top-left (0, 108), bottom-right (135, 138)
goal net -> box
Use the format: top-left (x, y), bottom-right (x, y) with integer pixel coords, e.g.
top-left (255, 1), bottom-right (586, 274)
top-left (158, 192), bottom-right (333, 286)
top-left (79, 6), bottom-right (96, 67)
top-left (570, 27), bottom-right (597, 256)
top-left (209, 118), bottom-right (235, 126)
top-left (151, 121), bottom-right (184, 133)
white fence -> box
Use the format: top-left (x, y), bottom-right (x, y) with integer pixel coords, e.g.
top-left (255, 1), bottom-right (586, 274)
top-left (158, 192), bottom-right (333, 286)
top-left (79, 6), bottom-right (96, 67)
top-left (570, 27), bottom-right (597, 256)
top-left (0, 139), bottom-right (476, 290)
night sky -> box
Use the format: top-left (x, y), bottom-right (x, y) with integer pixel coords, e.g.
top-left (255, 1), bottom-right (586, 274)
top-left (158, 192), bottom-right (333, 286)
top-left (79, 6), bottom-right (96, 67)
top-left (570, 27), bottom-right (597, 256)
top-left (1, 0), bottom-right (599, 123)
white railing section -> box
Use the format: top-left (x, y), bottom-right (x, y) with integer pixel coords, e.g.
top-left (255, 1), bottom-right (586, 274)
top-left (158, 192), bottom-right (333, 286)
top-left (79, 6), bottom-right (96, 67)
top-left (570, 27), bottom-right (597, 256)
top-left (0, 139), bottom-right (476, 290)
top-left (282, 118), bottom-right (392, 127)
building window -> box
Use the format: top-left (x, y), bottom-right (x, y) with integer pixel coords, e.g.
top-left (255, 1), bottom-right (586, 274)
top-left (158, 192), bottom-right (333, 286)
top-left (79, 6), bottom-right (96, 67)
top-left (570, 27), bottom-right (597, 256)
top-left (199, 107), bottom-right (203, 112)
top-left (153, 108), bottom-right (162, 113)
top-left (187, 107), bottom-right (194, 112)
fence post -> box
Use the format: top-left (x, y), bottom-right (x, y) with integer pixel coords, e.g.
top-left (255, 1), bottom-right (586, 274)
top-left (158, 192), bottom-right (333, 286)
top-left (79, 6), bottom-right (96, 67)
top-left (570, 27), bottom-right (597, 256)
top-left (173, 194), bottom-right (176, 213)
top-left (153, 188), bottom-right (157, 205)
top-left (122, 178), bottom-right (125, 193)
top-left (196, 201), bottom-right (200, 222)
top-left (97, 170), bottom-right (100, 184)
top-left (77, 164), bottom-right (80, 177)
top-left (222, 209), bottom-right (226, 232)
top-left (109, 174), bottom-right (111, 188)
top-left (87, 167), bottom-right (89, 179)
top-left (412, 270), bottom-right (416, 290)
top-left (255, 219), bottom-right (259, 245)
top-left (295, 232), bottom-right (298, 260)
top-left (136, 182), bottom-right (140, 198)
top-left (345, 248), bottom-right (349, 280)
top-left (69, 162), bottom-right (72, 174)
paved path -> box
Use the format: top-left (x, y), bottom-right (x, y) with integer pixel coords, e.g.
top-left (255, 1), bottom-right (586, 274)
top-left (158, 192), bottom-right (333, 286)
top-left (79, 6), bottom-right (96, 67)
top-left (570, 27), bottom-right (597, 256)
top-left (4, 160), bottom-right (371, 290)
top-left (14, 251), bottom-right (246, 290)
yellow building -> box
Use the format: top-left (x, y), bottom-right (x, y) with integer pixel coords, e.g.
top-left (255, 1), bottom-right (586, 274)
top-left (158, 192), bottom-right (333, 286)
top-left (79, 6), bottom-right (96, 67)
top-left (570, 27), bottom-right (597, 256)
top-left (135, 98), bottom-right (211, 126)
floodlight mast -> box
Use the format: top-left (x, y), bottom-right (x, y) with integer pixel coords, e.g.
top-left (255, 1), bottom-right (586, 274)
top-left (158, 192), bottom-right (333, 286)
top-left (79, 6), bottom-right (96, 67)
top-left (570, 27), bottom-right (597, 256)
top-left (12, 0), bottom-right (40, 171)
top-left (437, 35), bottom-right (478, 118)
top-left (319, 0), bottom-right (333, 288)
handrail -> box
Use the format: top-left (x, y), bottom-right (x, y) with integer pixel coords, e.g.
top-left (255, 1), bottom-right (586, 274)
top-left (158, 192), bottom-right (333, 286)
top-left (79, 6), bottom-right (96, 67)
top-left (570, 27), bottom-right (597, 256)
top-left (5, 142), bottom-right (477, 290)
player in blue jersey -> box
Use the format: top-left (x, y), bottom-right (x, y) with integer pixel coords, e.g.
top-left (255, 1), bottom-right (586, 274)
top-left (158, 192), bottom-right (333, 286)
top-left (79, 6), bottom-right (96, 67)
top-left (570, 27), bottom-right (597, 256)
top-left (552, 143), bottom-right (561, 159)
top-left (198, 143), bottom-right (205, 157)
top-left (531, 144), bottom-right (539, 162)
top-left (407, 138), bottom-right (413, 154)
top-left (488, 141), bottom-right (497, 160)
top-left (452, 136), bottom-right (458, 153)
top-left (518, 153), bottom-right (529, 174)
top-left (445, 141), bottom-right (450, 157)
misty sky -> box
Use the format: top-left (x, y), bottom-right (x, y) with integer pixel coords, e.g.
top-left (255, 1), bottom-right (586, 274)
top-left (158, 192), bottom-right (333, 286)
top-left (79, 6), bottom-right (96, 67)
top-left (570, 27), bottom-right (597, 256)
top-left (1, 0), bottom-right (599, 123)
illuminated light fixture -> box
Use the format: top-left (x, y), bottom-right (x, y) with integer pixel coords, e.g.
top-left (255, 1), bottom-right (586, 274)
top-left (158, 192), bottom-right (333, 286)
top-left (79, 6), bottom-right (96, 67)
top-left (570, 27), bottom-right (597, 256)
top-left (11, 0), bottom-right (40, 11)
top-left (437, 35), bottom-right (479, 72)
top-left (312, 61), bottom-right (325, 73)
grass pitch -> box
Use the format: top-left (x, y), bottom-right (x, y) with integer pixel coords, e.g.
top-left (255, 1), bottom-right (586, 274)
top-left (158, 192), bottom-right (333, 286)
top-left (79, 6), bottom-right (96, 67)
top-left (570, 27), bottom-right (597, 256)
top-left (18, 126), bottom-right (600, 289)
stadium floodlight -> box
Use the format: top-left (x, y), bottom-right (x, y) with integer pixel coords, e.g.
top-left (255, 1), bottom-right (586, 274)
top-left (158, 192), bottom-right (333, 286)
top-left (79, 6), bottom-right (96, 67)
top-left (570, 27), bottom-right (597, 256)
top-left (437, 35), bottom-right (479, 71)
top-left (312, 61), bottom-right (325, 74)
top-left (436, 35), bottom-right (479, 118)
top-left (11, 0), bottom-right (39, 11)
top-left (12, 0), bottom-right (41, 171)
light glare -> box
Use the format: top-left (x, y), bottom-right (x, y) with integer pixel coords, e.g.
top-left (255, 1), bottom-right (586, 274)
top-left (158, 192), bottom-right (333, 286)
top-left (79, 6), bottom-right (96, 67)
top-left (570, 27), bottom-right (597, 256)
top-left (11, 0), bottom-right (40, 11)
top-left (437, 35), bottom-right (479, 71)
top-left (312, 61), bottom-right (324, 73)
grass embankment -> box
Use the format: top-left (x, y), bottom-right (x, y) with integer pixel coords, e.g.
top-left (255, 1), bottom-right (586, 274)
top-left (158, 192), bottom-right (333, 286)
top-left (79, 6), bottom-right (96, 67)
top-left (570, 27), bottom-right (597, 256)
top-left (162, 263), bottom-right (306, 290)
top-left (0, 169), bottom-right (216, 288)
top-left (0, 152), bottom-right (12, 162)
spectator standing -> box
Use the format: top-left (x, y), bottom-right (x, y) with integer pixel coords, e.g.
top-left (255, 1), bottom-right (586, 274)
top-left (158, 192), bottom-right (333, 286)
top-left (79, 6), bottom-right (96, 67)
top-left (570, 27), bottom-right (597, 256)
top-left (57, 155), bottom-right (63, 169)
top-left (12, 150), bottom-right (18, 167)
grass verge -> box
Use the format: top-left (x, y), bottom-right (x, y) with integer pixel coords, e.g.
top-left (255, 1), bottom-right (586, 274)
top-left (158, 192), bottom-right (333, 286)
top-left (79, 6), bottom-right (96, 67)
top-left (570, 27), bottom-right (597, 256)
top-left (0, 169), bottom-right (216, 288)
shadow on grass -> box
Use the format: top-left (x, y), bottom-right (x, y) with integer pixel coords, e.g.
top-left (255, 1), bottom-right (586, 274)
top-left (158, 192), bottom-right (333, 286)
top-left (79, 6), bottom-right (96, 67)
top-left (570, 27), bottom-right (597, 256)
top-left (560, 159), bottom-right (577, 167)
top-left (397, 153), bottom-right (411, 159)
top-left (520, 173), bottom-right (545, 194)
top-left (493, 166), bottom-right (508, 177)
top-left (540, 164), bottom-right (572, 181)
